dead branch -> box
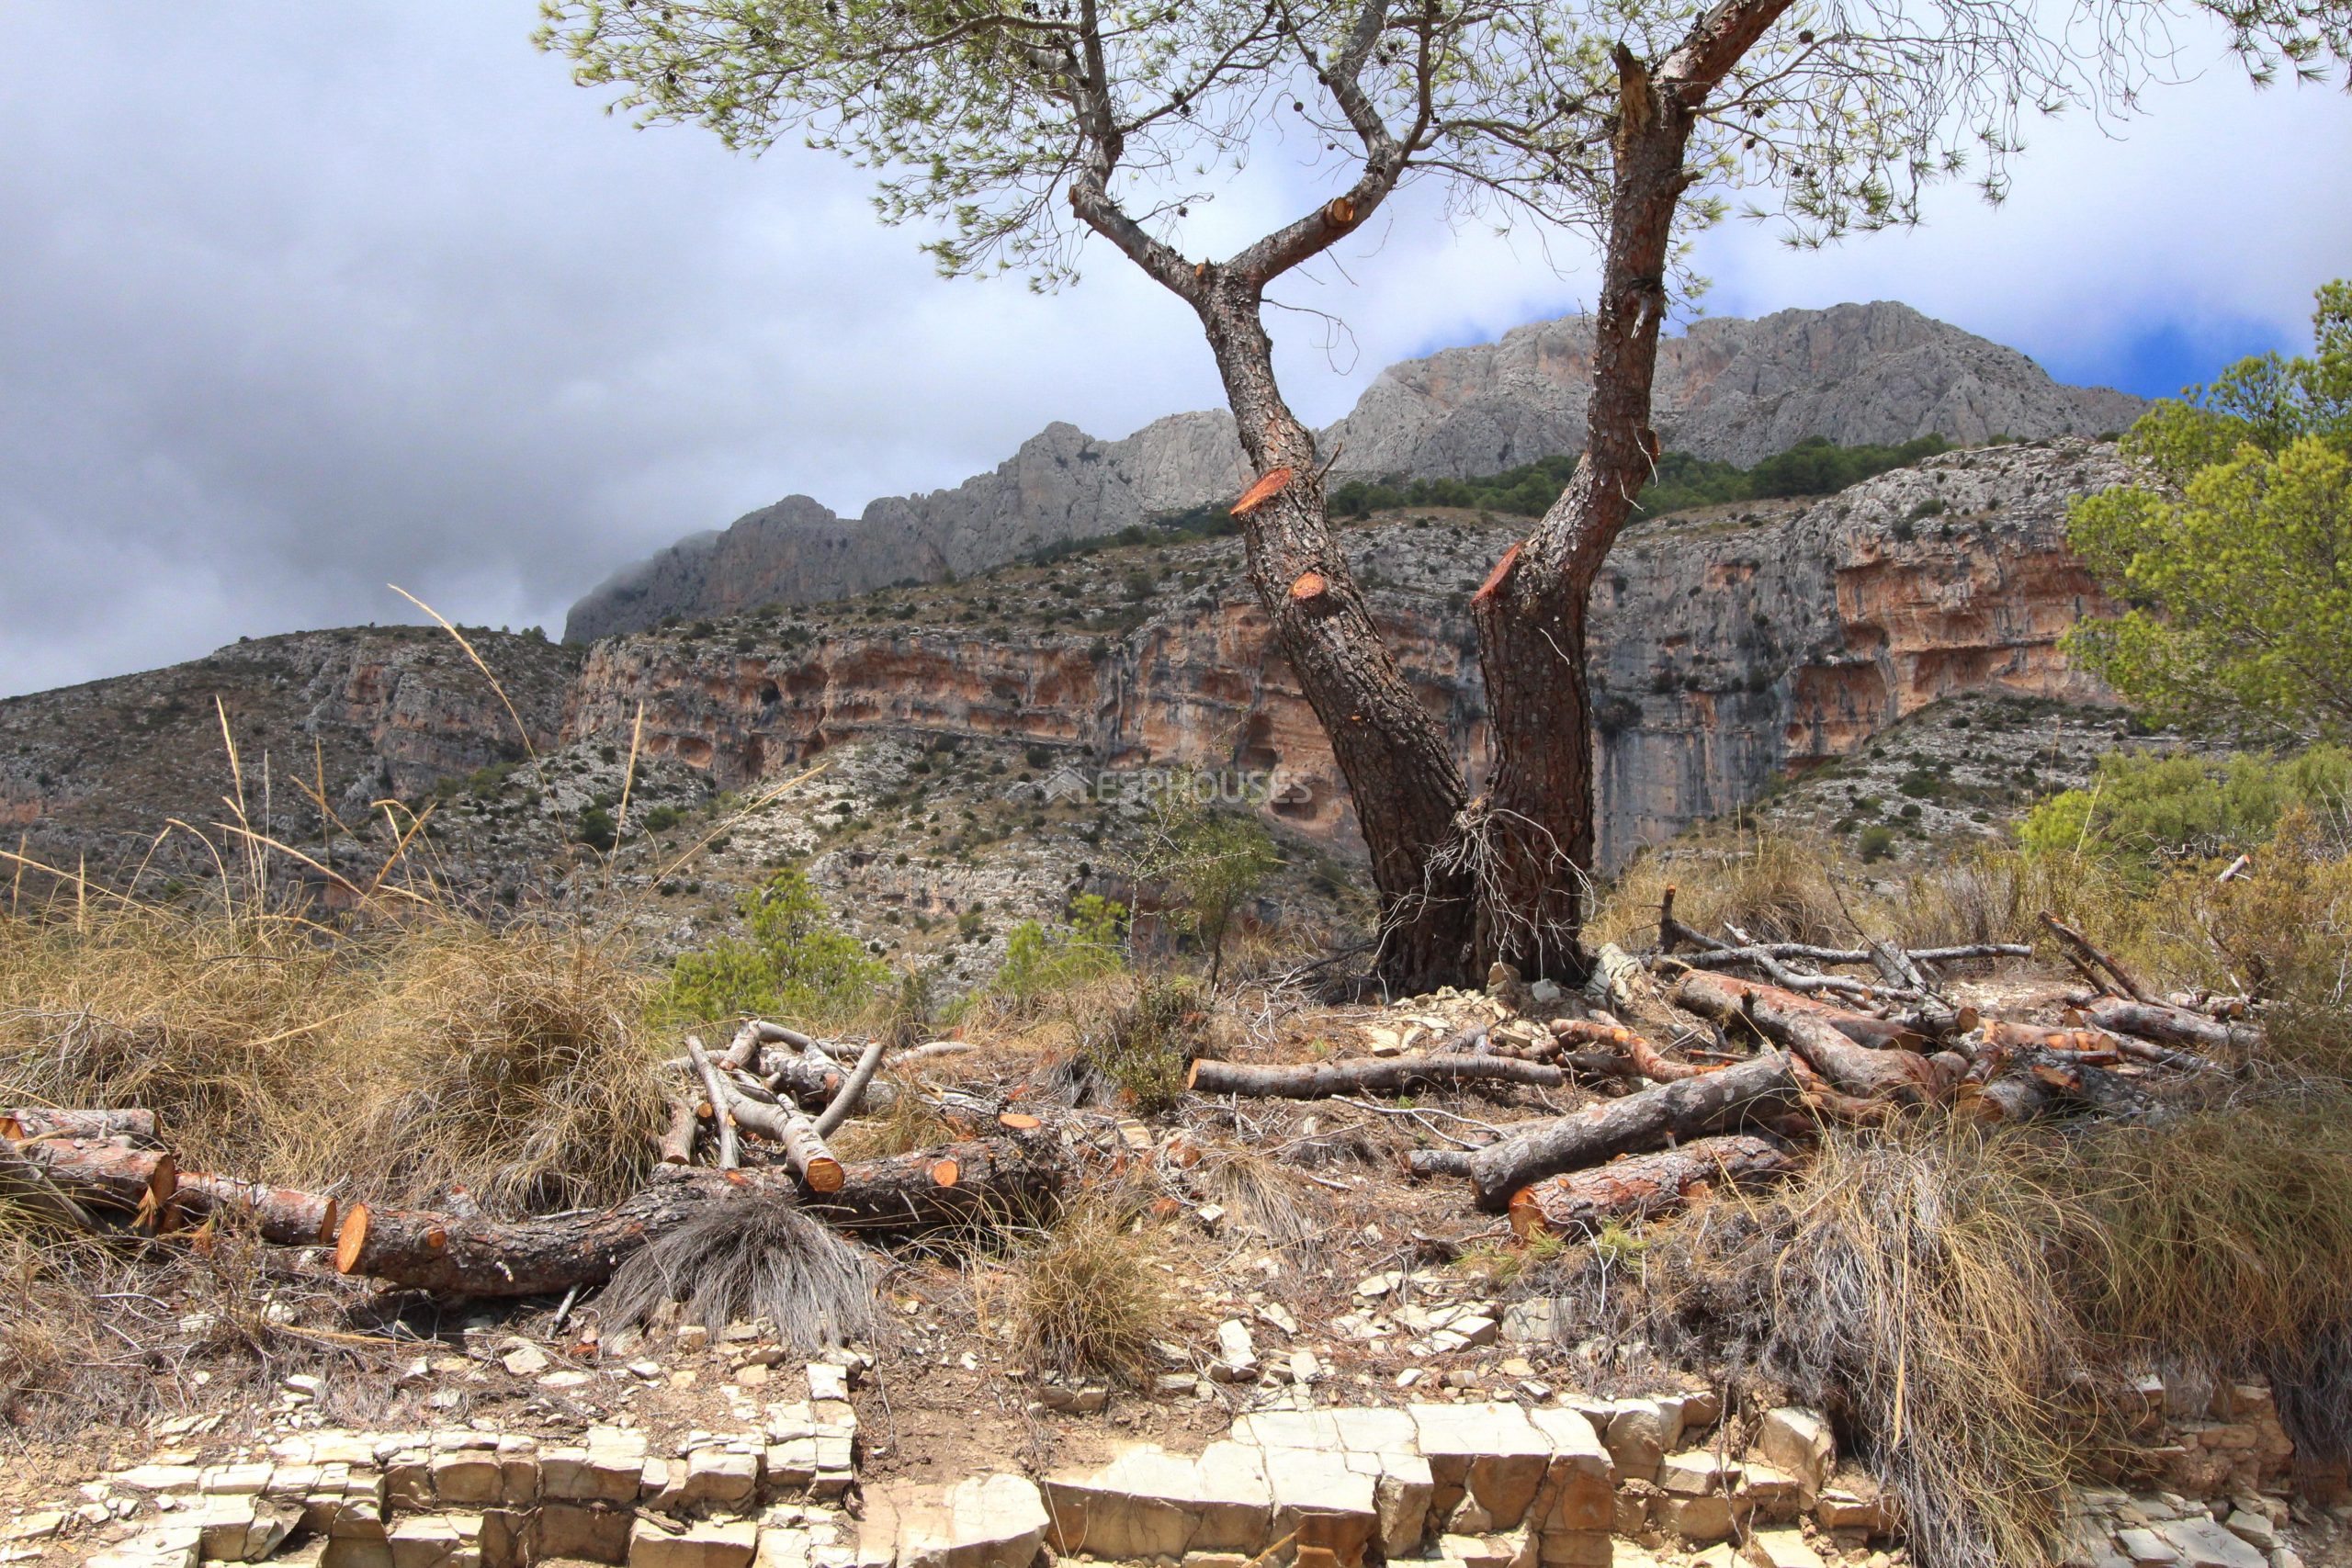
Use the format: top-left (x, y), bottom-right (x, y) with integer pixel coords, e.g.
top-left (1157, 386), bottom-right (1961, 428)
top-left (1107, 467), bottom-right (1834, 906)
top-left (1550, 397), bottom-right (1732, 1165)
top-left (686, 1033), bottom-right (741, 1171)
top-left (1454, 1050), bottom-right (1803, 1211)
top-left (2040, 912), bottom-right (2158, 1005)
top-left (1187, 1052), bottom-right (1577, 1100)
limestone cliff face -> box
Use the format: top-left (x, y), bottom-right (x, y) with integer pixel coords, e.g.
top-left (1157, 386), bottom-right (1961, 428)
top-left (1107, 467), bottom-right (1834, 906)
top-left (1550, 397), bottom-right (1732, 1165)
top-left (564, 302), bottom-right (2143, 642)
top-left (564, 439), bottom-right (2123, 867)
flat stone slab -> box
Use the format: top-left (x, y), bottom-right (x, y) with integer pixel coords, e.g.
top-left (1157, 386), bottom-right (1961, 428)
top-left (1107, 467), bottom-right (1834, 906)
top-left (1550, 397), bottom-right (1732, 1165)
top-left (885, 1474), bottom-right (1049, 1568)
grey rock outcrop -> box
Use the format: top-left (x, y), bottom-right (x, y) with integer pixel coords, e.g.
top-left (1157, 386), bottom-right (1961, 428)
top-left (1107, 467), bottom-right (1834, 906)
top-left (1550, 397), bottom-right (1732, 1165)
top-left (565, 301), bottom-right (2142, 642)
top-left (1329, 300), bottom-right (2146, 477)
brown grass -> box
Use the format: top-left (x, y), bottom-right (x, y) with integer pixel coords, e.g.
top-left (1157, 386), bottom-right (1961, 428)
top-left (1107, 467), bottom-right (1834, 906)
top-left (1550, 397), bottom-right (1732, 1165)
top-left (0, 901), bottom-right (663, 1214)
top-left (1665, 1122), bottom-right (2094, 1568)
top-left (1592, 827), bottom-right (1854, 950)
top-left (1011, 1201), bottom-right (1177, 1382)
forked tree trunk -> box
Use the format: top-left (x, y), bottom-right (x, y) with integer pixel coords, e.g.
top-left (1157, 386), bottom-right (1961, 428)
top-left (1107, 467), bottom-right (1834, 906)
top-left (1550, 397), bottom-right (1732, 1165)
top-left (1197, 278), bottom-right (1477, 990)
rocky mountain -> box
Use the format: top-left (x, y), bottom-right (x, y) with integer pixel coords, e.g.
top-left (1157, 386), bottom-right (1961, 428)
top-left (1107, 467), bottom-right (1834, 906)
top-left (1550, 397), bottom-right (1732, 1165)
top-left (0, 627), bottom-right (578, 893)
top-left (5, 437), bottom-right (2131, 972)
top-left (565, 301), bottom-right (2143, 641)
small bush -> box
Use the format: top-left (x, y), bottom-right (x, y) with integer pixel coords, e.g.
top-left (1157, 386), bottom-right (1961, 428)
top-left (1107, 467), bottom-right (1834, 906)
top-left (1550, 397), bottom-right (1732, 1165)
top-left (1079, 976), bottom-right (1202, 1114)
top-left (651, 869), bottom-right (889, 1031)
top-left (1595, 829), bottom-right (1854, 948)
top-left (1012, 1202), bottom-right (1177, 1381)
top-left (2020, 746), bottom-right (2352, 869)
top-left (993, 895), bottom-right (1128, 1006)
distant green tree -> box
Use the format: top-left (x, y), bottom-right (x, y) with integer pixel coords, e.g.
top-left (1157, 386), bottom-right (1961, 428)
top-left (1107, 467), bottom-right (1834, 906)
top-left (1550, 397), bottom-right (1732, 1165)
top-left (2066, 282), bottom-right (2352, 742)
top-left (652, 868), bottom-right (888, 1029)
top-left (1134, 780), bottom-right (1282, 987)
top-left (2020, 746), bottom-right (2352, 869)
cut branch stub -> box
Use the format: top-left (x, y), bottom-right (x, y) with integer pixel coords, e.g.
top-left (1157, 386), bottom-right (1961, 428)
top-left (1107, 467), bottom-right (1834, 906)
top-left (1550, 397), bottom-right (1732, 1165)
top-left (1230, 466), bottom-right (1295, 517)
top-left (1289, 570), bottom-right (1329, 603)
top-left (1472, 542), bottom-right (1523, 607)
top-left (1324, 196), bottom-right (1358, 227)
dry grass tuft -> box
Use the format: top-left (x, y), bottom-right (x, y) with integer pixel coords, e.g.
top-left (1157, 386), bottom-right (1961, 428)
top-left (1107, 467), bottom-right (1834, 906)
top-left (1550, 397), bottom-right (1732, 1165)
top-left (598, 1188), bottom-right (885, 1350)
top-left (1593, 828), bottom-right (1853, 950)
top-left (1690, 1122), bottom-right (2090, 1568)
top-left (2045, 1089), bottom-right (2352, 1468)
top-left (1012, 1201), bottom-right (1176, 1382)
top-left (829, 1069), bottom-right (956, 1160)
top-left (338, 919), bottom-right (662, 1213)
top-left (1194, 1141), bottom-right (1323, 1254)
top-left (0, 901), bottom-right (663, 1214)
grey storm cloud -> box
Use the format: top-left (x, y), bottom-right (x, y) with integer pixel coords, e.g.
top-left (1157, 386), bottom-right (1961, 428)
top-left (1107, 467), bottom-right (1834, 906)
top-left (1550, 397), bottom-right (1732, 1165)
top-left (4, 2), bottom-right (2348, 699)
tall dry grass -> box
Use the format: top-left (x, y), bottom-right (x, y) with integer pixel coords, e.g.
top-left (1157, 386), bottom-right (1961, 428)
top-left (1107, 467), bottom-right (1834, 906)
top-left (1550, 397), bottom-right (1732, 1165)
top-left (0, 901), bottom-right (665, 1213)
top-left (1592, 827), bottom-right (1856, 950)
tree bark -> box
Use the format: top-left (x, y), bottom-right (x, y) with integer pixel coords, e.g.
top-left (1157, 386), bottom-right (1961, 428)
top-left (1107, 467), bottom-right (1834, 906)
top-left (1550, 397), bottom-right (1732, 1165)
top-left (1674, 972), bottom-right (1950, 1101)
top-left (1552, 1017), bottom-right (1713, 1081)
top-left (174, 1173), bottom-right (341, 1247)
top-left (2084, 998), bottom-right (2253, 1055)
top-left (329, 1134), bottom-right (1067, 1295)
top-left (1195, 277), bottom-right (1476, 990)
top-left (1188, 1052), bottom-right (1576, 1100)
top-left (1507, 1133), bottom-right (1794, 1238)
top-left (1, 1108), bottom-right (162, 1145)
top-left (1459, 1049), bottom-right (1801, 1210)
top-left (0, 1132), bottom-right (175, 1225)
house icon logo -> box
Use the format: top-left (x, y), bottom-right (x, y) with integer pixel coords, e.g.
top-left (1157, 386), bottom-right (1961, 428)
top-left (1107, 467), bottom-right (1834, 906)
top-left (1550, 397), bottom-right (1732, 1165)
top-left (1039, 765), bottom-right (1092, 804)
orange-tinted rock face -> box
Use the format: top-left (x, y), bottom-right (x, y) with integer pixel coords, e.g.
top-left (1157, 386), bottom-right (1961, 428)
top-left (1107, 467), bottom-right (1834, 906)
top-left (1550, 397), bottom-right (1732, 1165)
top-left (568, 441), bottom-right (2126, 868)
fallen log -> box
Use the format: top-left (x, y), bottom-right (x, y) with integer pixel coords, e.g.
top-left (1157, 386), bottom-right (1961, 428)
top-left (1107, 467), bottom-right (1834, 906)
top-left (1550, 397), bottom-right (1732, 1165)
top-left (813, 1037), bottom-right (888, 1135)
top-left (0, 1133), bottom-right (175, 1227)
top-left (1188, 1053), bottom-right (1574, 1100)
top-left (1458, 1051), bottom-right (1802, 1212)
top-left (686, 1034), bottom-right (741, 1171)
top-left (1, 1108), bottom-right (162, 1145)
top-left (1959, 1049), bottom-right (2155, 1123)
top-left (1552, 1018), bottom-right (1711, 1082)
top-left (2084, 998), bottom-right (2253, 1055)
top-left (1674, 974), bottom-right (1949, 1102)
top-left (328, 1133), bottom-right (1067, 1295)
top-left (1980, 1019), bottom-right (2123, 1065)
top-left (174, 1173), bottom-right (340, 1247)
top-left (709, 1090), bottom-right (845, 1192)
top-left (1655, 969), bottom-right (1931, 1051)
top-left (655, 1099), bottom-right (697, 1165)
top-left (1507, 1134), bottom-right (1797, 1238)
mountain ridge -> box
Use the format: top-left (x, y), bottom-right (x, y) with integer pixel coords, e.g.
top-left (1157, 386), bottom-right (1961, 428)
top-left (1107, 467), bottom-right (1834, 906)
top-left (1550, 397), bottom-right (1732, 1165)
top-left (563, 299), bottom-right (2143, 641)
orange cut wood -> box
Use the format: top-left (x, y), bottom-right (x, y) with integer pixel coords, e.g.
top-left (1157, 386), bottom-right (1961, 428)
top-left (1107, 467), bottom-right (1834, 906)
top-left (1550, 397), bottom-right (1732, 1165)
top-left (803, 1156), bottom-right (847, 1194)
top-left (1473, 542), bottom-right (1523, 605)
top-left (1289, 570), bottom-right (1329, 602)
top-left (930, 1158), bottom-right (962, 1188)
top-left (1230, 467), bottom-right (1294, 517)
top-left (998, 1111), bottom-right (1043, 1131)
top-left (335, 1204), bottom-right (372, 1275)
top-left (1325, 196), bottom-right (1357, 226)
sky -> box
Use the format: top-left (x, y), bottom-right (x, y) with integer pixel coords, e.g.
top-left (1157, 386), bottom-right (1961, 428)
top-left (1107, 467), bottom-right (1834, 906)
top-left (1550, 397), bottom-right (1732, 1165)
top-left (2, 3), bottom-right (2347, 699)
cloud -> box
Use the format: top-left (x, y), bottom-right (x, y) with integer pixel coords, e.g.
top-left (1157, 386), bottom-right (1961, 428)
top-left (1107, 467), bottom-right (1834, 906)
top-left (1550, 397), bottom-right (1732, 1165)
top-left (2, 2), bottom-right (2345, 697)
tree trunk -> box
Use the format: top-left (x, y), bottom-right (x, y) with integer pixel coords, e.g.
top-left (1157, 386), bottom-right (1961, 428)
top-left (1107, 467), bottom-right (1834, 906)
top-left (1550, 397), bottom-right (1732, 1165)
top-left (1195, 276), bottom-right (1476, 991)
top-left (1458, 1049), bottom-right (1801, 1210)
top-left (1507, 1133), bottom-right (1795, 1238)
top-left (0, 1132), bottom-right (176, 1225)
top-left (1, 1108), bottom-right (162, 1145)
top-left (2084, 998), bottom-right (2253, 1055)
top-left (175, 1173), bottom-right (341, 1247)
top-left (1465, 3), bottom-right (1794, 980)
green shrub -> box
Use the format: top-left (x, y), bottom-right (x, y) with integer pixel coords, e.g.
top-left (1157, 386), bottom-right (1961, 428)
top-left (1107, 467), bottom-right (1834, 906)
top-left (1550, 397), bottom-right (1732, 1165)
top-left (993, 895), bottom-right (1128, 1005)
top-left (1858, 825), bottom-right (1897, 862)
top-left (1080, 976), bottom-right (1203, 1114)
top-left (575, 806), bottom-right (618, 852)
top-left (2019, 747), bottom-right (2352, 868)
top-left (651, 869), bottom-right (888, 1030)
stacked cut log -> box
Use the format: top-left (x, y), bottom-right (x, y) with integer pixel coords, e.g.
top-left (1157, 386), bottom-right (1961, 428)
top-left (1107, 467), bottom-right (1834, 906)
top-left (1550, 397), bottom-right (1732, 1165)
top-left (1508, 1134), bottom-right (1796, 1238)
